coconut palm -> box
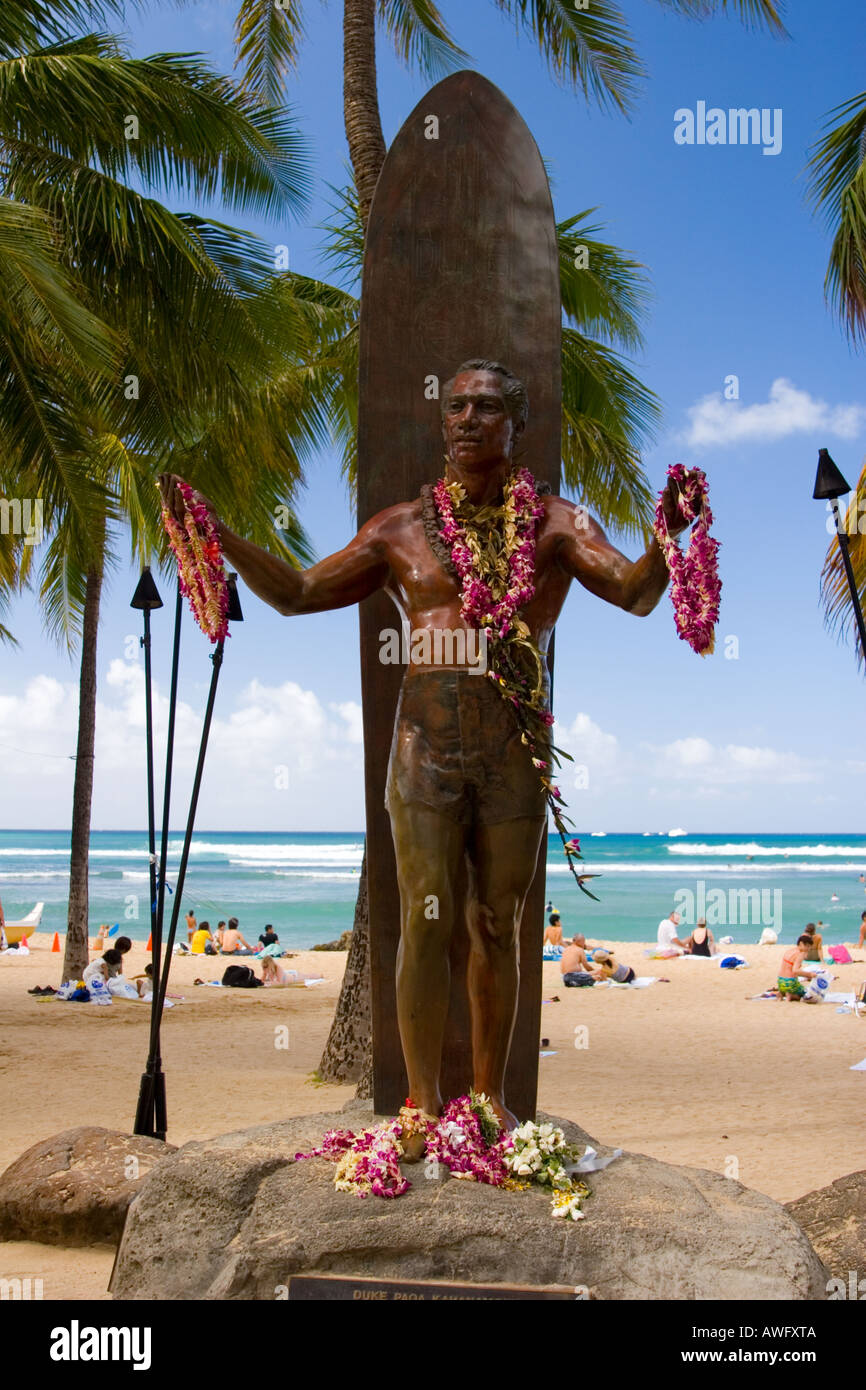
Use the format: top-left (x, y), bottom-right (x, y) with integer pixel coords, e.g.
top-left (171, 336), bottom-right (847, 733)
top-left (807, 99), bottom-right (866, 668)
top-left (0, 2), bottom-right (336, 980)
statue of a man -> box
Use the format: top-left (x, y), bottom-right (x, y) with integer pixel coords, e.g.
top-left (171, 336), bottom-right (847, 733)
top-left (160, 358), bottom-right (697, 1150)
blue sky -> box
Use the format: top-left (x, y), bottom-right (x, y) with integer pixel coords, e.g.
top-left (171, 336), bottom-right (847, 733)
top-left (2, 0), bottom-right (865, 832)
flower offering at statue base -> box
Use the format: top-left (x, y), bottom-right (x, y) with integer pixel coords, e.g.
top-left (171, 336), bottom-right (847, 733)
top-left (295, 1091), bottom-right (591, 1221)
top-left (160, 480), bottom-right (230, 643)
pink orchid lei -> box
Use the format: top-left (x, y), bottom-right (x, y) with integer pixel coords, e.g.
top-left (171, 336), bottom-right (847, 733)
top-left (295, 1092), bottom-right (590, 1220)
top-left (160, 481), bottom-right (229, 643)
top-left (433, 470), bottom-right (597, 900)
top-left (653, 464), bottom-right (721, 657)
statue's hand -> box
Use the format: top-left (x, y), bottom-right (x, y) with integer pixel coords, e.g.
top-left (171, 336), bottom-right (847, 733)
top-left (660, 468), bottom-right (702, 538)
top-left (157, 473), bottom-right (219, 531)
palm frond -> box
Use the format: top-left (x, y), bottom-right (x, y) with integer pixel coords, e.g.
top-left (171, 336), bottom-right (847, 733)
top-left (651, 0), bottom-right (788, 35)
top-left (492, 0), bottom-right (643, 115)
top-left (806, 93), bottom-right (866, 344)
top-left (0, 38), bottom-right (313, 219)
top-left (234, 0), bottom-right (305, 108)
top-left (557, 209), bottom-right (651, 351)
top-left (378, 0), bottom-right (468, 78)
top-left (559, 326), bottom-right (659, 538)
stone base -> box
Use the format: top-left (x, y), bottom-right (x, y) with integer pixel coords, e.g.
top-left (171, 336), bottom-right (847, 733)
top-left (108, 1101), bottom-right (828, 1300)
top-left (786, 1170), bottom-right (866, 1283)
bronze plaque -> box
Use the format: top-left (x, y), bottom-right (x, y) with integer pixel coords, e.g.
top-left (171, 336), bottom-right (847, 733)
top-left (288, 1274), bottom-right (580, 1301)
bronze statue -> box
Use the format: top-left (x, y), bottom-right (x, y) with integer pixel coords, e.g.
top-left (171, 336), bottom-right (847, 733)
top-left (160, 360), bottom-right (697, 1152)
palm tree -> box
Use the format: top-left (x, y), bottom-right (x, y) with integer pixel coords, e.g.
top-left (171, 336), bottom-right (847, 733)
top-left (0, 2), bottom-right (333, 980)
top-left (807, 98), bottom-right (866, 668)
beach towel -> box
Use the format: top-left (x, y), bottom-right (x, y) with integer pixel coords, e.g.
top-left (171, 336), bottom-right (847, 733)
top-left (607, 976), bottom-right (657, 989)
top-left (542, 946), bottom-right (563, 961)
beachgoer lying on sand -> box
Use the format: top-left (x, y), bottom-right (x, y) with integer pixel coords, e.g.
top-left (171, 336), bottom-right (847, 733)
top-left (260, 955), bottom-right (300, 987)
top-left (685, 919), bottom-right (715, 956)
top-left (83, 947), bottom-right (123, 986)
top-left (544, 913), bottom-right (564, 948)
top-left (778, 936), bottom-right (814, 1000)
top-left (190, 921), bottom-right (218, 955)
top-left (560, 934), bottom-right (591, 976)
top-left (589, 949), bottom-right (636, 984)
top-left (801, 923), bottom-right (824, 964)
top-left (220, 917), bottom-right (255, 955)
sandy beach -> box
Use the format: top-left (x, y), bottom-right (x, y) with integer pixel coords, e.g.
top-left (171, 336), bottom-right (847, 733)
top-left (1, 934), bottom-right (864, 1300)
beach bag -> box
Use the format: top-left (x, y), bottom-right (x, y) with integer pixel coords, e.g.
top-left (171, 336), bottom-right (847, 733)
top-left (563, 971), bottom-right (595, 988)
top-left (828, 945), bottom-right (852, 965)
top-left (221, 964), bottom-right (262, 989)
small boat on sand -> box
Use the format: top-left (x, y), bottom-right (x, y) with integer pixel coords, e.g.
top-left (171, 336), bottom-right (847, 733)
top-left (3, 903), bottom-right (44, 945)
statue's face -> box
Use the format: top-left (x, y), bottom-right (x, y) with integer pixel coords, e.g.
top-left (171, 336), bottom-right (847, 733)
top-left (441, 369), bottom-right (523, 470)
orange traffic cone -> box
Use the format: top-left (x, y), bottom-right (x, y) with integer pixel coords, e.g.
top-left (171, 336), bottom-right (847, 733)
top-left (51, 932), bottom-right (61, 952)
top-left (145, 933), bottom-right (152, 952)
top-left (20, 937), bottom-right (28, 951)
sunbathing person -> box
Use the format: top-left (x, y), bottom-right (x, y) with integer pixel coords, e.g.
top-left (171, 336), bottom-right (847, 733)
top-left (589, 948), bottom-right (636, 984)
top-left (778, 935), bottom-right (813, 1000)
top-left (260, 955), bottom-right (299, 987)
top-left (685, 919), bottom-right (715, 956)
top-left (82, 947), bottom-right (123, 986)
top-left (560, 934), bottom-right (591, 975)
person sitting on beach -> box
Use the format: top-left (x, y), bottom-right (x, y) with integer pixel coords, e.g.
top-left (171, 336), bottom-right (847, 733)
top-left (685, 919), bottom-right (715, 956)
top-left (543, 913), bottom-right (564, 948)
top-left (657, 910), bottom-right (687, 953)
top-left (801, 922), bottom-right (824, 964)
top-left (560, 934), bottom-right (591, 975)
top-left (190, 920), bottom-right (217, 955)
top-left (260, 955), bottom-right (300, 987)
top-left (589, 949), bottom-right (636, 984)
top-left (83, 947), bottom-right (123, 986)
top-left (221, 917), bottom-right (255, 955)
top-left (215, 921), bottom-right (226, 950)
top-left (131, 963), bottom-right (154, 998)
top-left (778, 936), bottom-right (814, 1000)
top-left (560, 935), bottom-right (595, 987)
top-left (259, 924), bottom-right (279, 950)
top-left (859, 910), bottom-right (866, 949)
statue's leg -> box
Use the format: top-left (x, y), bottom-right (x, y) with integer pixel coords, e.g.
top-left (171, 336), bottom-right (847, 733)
top-left (466, 816), bottom-right (546, 1129)
top-left (390, 796), bottom-right (466, 1134)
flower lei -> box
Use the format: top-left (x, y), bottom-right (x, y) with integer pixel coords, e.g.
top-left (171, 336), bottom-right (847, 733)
top-left (432, 469), bottom-right (597, 900)
top-left (160, 481), bottom-right (229, 643)
top-left (295, 1093), bottom-right (590, 1221)
top-left (653, 464), bottom-right (721, 657)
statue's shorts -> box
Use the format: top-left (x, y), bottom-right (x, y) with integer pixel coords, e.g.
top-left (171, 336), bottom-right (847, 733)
top-left (385, 669), bottom-right (549, 826)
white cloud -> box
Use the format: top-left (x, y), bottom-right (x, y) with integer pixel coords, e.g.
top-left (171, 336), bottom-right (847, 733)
top-left (683, 378), bottom-right (866, 447)
top-left (644, 736), bottom-right (817, 785)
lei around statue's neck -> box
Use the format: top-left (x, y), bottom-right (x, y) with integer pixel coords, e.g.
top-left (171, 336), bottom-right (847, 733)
top-left (443, 458), bottom-right (515, 507)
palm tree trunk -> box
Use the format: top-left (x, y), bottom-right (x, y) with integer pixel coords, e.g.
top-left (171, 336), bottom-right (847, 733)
top-left (318, 1), bottom-right (391, 1092)
top-left (62, 560), bottom-right (103, 982)
top-left (318, 848), bottom-right (372, 1088)
top-left (343, 0), bottom-right (386, 228)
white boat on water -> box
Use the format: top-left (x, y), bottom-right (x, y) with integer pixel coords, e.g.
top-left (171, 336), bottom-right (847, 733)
top-left (590, 831), bottom-right (607, 837)
top-left (3, 902), bottom-right (43, 945)
top-left (668, 828), bottom-right (688, 837)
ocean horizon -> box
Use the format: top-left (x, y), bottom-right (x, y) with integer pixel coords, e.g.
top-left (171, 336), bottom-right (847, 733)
top-left (2, 829), bottom-right (865, 949)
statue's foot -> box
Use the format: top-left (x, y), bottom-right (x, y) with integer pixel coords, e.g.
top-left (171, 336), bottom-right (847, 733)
top-left (487, 1096), bottom-right (518, 1134)
top-left (398, 1101), bottom-right (438, 1163)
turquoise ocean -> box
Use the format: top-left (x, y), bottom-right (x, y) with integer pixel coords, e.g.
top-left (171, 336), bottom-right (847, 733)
top-left (1, 830), bottom-right (865, 947)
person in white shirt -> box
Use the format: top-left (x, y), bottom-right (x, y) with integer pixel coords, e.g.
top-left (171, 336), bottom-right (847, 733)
top-left (657, 910), bottom-right (686, 953)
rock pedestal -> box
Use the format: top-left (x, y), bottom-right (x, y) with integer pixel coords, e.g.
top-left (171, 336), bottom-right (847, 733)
top-left (108, 1101), bottom-right (827, 1300)
top-left (786, 1170), bottom-right (866, 1283)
